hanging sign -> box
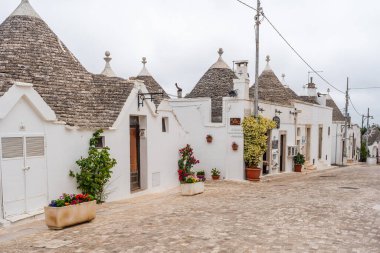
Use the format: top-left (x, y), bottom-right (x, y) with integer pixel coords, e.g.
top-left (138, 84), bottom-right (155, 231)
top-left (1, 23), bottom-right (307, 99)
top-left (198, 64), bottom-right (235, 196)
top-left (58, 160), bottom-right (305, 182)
top-left (273, 116), bottom-right (281, 129)
top-left (230, 118), bottom-right (241, 126)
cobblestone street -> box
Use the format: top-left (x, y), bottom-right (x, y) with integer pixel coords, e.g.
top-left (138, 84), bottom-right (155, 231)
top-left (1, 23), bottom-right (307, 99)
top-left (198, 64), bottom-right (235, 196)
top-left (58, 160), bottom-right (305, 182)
top-left (0, 165), bottom-right (380, 253)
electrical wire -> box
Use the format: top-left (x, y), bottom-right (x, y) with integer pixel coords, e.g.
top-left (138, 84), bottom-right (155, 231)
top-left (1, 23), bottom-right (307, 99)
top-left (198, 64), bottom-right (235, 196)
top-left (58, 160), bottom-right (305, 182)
top-left (349, 97), bottom-right (363, 117)
top-left (350, 87), bottom-right (380, 90)
top-left (235, 0), bottom-right (346, 94)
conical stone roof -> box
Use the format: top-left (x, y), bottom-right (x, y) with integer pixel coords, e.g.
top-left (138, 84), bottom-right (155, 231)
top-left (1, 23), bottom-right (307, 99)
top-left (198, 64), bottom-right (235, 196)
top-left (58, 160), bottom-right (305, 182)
top-left (186, 48), bottom-right (237, 123)
top-left (131, 57), bottom-right (169, 106)
top-left (249, 56), bottom-right (293, 106)
top-left (0, 1), bottom-right (134, 128)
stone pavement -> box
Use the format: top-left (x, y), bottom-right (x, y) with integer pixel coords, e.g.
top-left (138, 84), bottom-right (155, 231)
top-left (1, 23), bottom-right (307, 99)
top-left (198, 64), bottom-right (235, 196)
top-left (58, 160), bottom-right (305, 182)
top-left (0, 165), bottom-right (380, 253)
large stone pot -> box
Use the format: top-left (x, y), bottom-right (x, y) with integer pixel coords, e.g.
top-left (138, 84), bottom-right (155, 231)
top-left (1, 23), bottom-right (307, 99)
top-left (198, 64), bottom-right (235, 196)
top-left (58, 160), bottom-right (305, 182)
top-left (294, 164), bottom-right (303, 172)
top-left (246, 167), bottom-right (261, 181)
top-left (180, 182), bottom-right (204, 196)
top-left (367, 157), bottom-right (377, 166)
top-left (44, 200), bottom-right (96, 229)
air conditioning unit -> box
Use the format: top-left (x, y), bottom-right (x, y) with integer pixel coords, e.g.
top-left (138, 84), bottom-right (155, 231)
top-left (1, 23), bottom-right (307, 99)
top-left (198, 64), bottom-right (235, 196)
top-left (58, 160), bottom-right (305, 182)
top-left (287, 146), bottom-right (298, 157)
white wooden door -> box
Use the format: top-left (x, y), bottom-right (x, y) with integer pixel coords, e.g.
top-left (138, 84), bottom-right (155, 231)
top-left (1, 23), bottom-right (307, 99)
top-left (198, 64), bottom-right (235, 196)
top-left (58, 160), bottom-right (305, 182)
top-left (1, 137), bottom-right (26, 217)
top-left (1, 136), bottom-right (47, 218)
top-left (25, 137), bottom-right (47, 213)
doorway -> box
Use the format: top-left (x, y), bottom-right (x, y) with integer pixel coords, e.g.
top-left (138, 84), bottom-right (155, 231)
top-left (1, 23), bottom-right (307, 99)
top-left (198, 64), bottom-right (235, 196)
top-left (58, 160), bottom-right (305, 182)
top-left (279, 134), bottom-right (286, 172)
top-left (306, 127), bottom-right (311, 162)
top-left (130, 116), bottom-right (141, 191)
top-left (1, 136), bottom-right (47, 219)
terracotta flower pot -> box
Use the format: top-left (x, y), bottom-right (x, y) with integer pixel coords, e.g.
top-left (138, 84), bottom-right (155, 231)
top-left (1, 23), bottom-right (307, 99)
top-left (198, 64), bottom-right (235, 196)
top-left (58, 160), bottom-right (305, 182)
top-left (44, 200), bottom-right (96, 230)
top-left (294, 164), bottom-right (302, 172)
top-left (246, 167), bottom-right (261, 181)
top-left (232, 143), bottom-right (238, 151)
top-left (212, 175), bottom-right (220, 180)
top-left (206, 136), bottom-right (213, 143)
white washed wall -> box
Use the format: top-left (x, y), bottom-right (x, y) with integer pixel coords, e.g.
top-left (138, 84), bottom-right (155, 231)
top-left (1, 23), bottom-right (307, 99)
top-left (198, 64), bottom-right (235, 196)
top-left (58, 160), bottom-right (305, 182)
top-left (0, 83), bottom-right (187, 219)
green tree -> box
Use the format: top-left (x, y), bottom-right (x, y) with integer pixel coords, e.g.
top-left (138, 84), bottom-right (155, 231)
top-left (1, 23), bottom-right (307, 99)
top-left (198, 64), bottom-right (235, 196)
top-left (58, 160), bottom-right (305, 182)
top-left (242, 116), bottom-right (276, 168)
top-left (70, 130), bottom-right (117, 203)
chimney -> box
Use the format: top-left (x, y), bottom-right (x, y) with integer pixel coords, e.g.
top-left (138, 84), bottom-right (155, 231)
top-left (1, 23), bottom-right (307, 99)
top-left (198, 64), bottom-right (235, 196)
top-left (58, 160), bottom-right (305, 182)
top-left (306, 77), bottom-right (317, 97)
top-left (234, 60), bottom-right (249, 80)
top-left (175, 83), bottom-right (183, 98)
top-left (233, 61), bottom-right (250, 100)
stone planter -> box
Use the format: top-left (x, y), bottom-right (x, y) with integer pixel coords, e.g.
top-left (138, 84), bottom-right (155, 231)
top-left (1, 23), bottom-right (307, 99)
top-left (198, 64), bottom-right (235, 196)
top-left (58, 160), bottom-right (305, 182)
top-left (246, 167), bottom-right (261, 181)
top-left (180, 182), bottom-right (204, 196)
top-left (44, 200), bottom-right (96, 229)
top-left (367, 157), bottom-right (377, 166)
top-left (294, 164), bottom-right (303, 172)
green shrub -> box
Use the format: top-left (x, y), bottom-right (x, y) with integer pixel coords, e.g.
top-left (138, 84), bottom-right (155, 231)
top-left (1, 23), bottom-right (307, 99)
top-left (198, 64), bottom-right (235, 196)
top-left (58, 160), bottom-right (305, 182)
top-left (70, 130), bottom-right (117, 203)
top-left (293, 153), bottom-right (305, 165)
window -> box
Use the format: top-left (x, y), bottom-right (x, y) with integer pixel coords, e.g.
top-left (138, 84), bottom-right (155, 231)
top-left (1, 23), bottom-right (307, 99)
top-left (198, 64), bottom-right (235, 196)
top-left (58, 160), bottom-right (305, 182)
top-left (1, 137), bottom-right (24, 159)
top-left (297, 127), bottom-right (301, 137)
top-left (95, 136), bottom-right (105, 148)
top-left (26, 137), bottom-right (44, 157)
top-left (162, 117), bottom-right (169, 132)
top-left (328, 127), bottom-right (331, 136)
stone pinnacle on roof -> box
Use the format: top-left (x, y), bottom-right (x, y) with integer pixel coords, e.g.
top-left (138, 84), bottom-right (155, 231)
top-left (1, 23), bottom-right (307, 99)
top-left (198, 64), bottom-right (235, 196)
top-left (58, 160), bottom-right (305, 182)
top-left (264, 55), bottom-right (272, 71)
top-left (10, 0), bottom-right (41, 19)
top-left (281, 73), bottom-right (289, 88)
top-left (138, 57), bottom-right (152, 77)
top-left (101, 51), bottom-right (116, 77)
top-left (210, 48), bottom-right (230, 69)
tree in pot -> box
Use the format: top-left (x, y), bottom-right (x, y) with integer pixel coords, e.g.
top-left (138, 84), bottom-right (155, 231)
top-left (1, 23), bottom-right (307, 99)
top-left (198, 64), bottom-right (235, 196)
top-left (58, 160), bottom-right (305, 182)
top-left (293, 153), bottom-right (305, 172)
top-left (243, 116), bottom-right (276, 181)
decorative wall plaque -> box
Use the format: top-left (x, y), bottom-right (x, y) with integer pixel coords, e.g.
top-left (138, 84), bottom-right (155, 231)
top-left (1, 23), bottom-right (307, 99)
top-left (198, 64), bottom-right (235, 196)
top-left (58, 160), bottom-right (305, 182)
top-left (272, 140), bottom-right (279, 149)
top-left (273, 116), bottom-right (280, 129)
top-left (230, 118), bottom-right (241, 126)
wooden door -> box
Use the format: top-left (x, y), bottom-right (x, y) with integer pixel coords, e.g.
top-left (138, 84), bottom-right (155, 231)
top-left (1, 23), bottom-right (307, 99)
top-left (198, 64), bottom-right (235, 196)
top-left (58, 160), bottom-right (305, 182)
top-left (129, 127), bottom-right (140, 191)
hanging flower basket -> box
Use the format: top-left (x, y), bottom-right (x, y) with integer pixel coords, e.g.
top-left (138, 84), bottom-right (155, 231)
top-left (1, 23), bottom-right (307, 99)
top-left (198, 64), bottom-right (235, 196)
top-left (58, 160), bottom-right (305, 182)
top-left (232, 142), bottom-right (239, 151)
top-left (206, 135), bottom-right (213, 143)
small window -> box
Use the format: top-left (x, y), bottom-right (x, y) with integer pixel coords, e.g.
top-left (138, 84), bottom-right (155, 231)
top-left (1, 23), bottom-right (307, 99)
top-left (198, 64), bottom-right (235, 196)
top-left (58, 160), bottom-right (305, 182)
top-left (95, 136), bottom-right (105, 148)
top-left (297, 127), bottom-right (301, 136)
top-left (1, 137), bottom-right (24, 159)
top-left (26, 137), bottom-right (45, 157)
top-left (162, 117), bottom-right (169, 132)
top-left (328, 127), bottom-right (331, 136)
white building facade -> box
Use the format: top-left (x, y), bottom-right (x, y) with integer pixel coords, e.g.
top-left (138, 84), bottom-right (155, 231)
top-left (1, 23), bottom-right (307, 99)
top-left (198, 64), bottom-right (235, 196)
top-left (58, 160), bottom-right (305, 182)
top-left (0, 1), bottom-right (187, 221)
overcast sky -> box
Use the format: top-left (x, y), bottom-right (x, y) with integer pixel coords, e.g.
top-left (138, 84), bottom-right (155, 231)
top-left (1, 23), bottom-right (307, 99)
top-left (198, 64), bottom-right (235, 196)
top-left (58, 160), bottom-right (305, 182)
top-left (1, 0), bottom-right (379, 125)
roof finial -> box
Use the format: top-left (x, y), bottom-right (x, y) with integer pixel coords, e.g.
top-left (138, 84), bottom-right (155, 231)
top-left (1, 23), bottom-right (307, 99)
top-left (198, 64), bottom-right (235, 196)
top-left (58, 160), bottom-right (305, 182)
top-left (142, 57), bottom-right (147, 66)
top-left (101, 51), bottom-right (116, 77)
top-left (138, 57), bottom-right (151, 76)
top-left (218, 48), bottom-right (224, 57)
top-left (266, 55), bottom-right (271, 63)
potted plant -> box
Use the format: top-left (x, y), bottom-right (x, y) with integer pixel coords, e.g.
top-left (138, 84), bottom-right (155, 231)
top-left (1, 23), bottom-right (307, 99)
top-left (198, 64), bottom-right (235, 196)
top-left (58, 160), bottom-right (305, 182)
top-left (293, 153), bottom-right (305, 172)
top-left (196, 170), bottom-right (206, 181)
top-left (178, 145), bottom-right (203, 196)
top-left (44, 193), bottom-right (96, 229)
top-left (206, 134), bottom-right (213, 143)
top-left (232, 142), bottom-right (239, 151)
top-left (211, 168), bottom-right (220, 180)
top-left (243, 116), bottom-right (276, 181)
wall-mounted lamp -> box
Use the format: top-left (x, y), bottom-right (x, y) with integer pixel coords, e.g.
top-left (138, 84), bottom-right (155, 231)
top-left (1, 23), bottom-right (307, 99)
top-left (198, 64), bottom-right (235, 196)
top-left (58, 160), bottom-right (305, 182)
top-left (275, 109), bottom-right (282, 115)
top-left (258, 106), bottom-right (265, 113)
